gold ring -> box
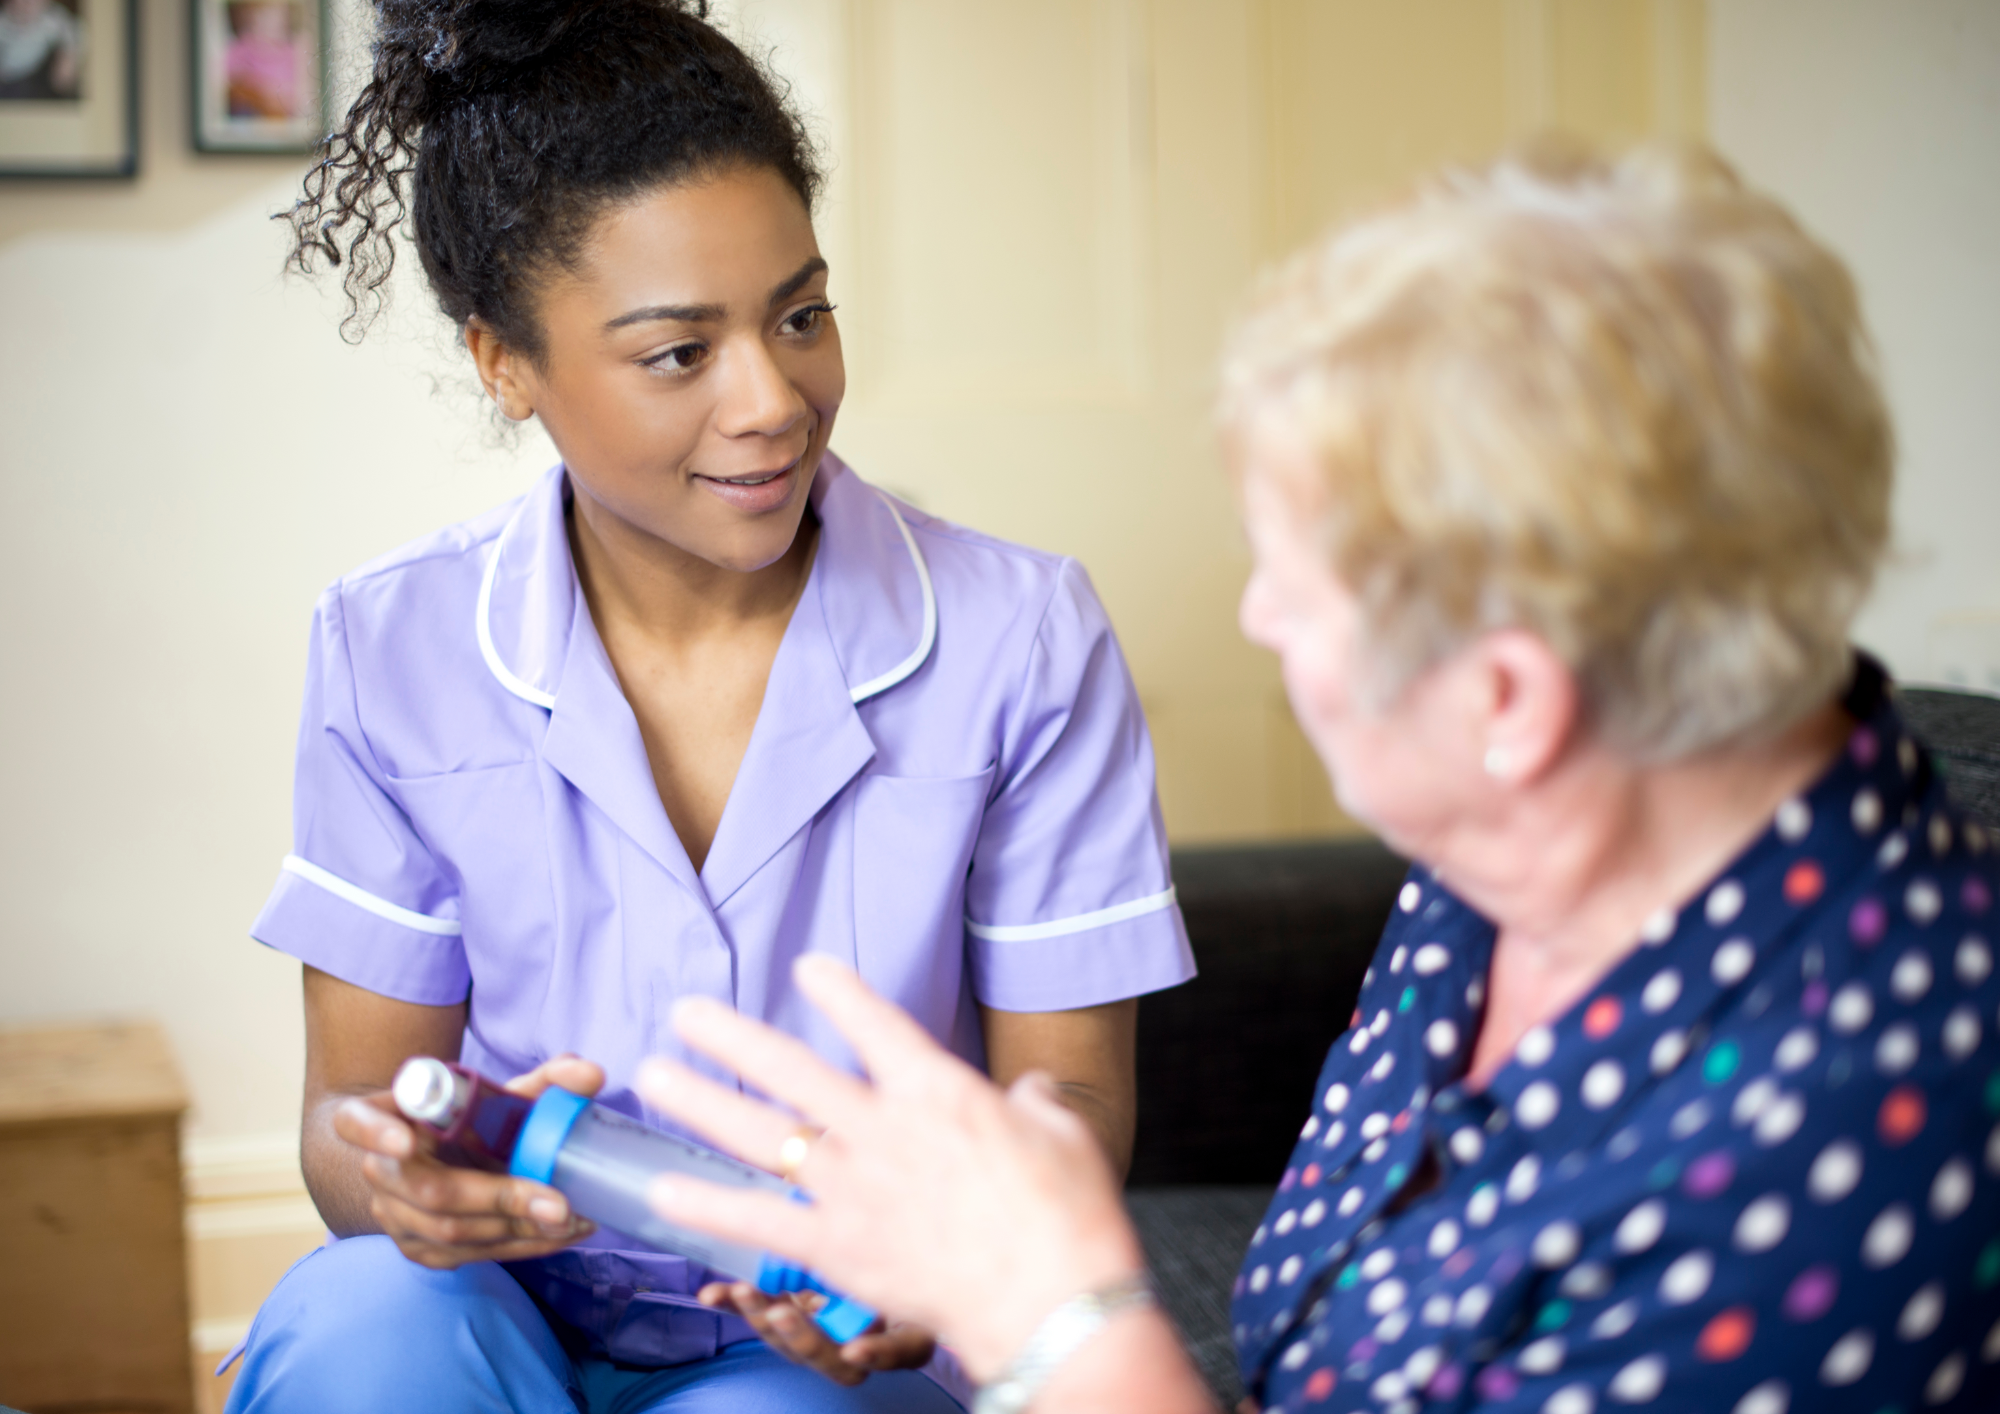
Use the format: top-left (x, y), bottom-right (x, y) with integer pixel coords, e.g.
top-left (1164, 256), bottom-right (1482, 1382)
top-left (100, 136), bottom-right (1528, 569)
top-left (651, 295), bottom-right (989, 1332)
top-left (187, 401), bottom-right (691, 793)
top-left (777, 1127), bottom-right (816, 1184)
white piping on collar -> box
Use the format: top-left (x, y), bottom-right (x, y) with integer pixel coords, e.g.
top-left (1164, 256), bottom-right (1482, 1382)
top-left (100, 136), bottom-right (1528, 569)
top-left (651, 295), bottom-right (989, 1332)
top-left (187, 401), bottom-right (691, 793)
top-left (966, 885), bottom-right (1178, 943)
top-left (476, 510), bottom-right (558, 711)
top-left (847, 489), bottom-right (937, 704)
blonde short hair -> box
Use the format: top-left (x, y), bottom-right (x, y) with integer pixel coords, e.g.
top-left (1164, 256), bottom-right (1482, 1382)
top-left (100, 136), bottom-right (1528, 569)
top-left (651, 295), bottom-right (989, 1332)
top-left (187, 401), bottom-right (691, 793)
top-left (1221, 142), bottom-right (1893, 761)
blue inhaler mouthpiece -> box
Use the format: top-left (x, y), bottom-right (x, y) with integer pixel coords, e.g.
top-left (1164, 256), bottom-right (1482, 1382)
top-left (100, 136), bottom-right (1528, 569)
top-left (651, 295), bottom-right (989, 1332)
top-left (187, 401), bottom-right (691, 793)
top-left (509, 1087), bottom-right (591, 1184)
top-left (755, 1255), bottom-right (880, 1343)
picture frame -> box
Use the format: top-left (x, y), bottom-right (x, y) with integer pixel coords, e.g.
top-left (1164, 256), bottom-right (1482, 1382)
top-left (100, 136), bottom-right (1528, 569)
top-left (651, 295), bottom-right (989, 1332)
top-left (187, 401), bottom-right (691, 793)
top-left (0, 0), bottom-right (138, 179)
top-left (191, 0), bottom-right (327, 154)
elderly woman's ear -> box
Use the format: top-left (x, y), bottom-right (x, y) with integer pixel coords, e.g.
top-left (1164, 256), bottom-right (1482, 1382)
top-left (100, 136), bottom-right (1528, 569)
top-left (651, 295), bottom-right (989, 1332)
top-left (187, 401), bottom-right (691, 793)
top-left (1461, 627), bottom-right (1581, 786)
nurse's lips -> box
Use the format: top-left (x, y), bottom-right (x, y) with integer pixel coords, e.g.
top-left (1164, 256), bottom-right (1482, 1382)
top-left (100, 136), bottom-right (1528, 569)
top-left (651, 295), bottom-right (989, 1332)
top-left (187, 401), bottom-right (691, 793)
top-left (694, 458), bottom-right (800, 514)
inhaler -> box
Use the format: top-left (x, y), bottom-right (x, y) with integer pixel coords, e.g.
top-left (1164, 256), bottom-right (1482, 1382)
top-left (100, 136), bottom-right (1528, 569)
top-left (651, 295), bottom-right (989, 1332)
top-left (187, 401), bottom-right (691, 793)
top-left (391, 1056), bottom-right (879, 1342)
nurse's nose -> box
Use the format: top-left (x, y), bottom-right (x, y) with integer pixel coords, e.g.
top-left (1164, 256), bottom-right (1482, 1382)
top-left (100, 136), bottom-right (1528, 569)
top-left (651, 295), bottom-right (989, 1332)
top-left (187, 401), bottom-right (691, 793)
top-left (714, 335), bottom-right (811, 443)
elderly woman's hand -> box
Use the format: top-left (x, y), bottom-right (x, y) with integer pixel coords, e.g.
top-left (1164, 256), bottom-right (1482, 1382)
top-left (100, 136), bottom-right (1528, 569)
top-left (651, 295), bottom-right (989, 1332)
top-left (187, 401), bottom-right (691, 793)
top-left (636, 955), bottom-right (1146, 1383)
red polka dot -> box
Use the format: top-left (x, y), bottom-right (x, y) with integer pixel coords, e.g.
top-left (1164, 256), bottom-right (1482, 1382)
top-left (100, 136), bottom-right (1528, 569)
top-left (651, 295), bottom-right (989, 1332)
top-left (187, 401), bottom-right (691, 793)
top-left (1696, 1307), bottom-right (1756, 1361)
top-left (1304, 1368), bottom-right (1337, 1401)
top-left (1584, 997), bottom-right (1623, 1039)
top-left (1878, 1085), bottom-right (1927, 1146)
top-left (1350, 1009), bottom-right (1364, 1027)
top-left (1392, 1110), bottom-right (1412, 1133)
top-left (1784, 860), bottom-right (1825, 904)
top-left (1301, 1163), bottom-right (1322, 1187)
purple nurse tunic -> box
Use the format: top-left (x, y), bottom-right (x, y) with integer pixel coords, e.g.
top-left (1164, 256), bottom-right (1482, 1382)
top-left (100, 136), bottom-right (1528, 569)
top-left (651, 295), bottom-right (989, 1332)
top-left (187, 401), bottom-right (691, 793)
top-left (249, 453), bottom-right (1195, 1378)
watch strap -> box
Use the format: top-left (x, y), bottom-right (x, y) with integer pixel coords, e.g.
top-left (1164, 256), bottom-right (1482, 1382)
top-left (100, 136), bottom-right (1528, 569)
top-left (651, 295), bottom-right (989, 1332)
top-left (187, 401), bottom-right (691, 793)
top-left (971, 1273), bottom-right (1156, 1414)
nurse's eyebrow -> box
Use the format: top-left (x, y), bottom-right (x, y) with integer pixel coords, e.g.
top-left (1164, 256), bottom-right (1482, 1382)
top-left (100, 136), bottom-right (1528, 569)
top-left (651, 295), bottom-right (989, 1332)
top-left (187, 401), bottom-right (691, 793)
top-left (767, 257), bottom-right (828, 306)
top-left (604, 301), bottom-right (725, 331)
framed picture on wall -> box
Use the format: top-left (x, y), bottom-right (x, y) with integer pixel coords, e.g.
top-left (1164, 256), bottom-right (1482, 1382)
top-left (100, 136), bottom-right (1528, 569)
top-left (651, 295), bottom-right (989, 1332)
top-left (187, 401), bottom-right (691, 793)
top-left (191, 0), bottom-right (326, 154)
top-left (0, 0), bottom-right (138, 178)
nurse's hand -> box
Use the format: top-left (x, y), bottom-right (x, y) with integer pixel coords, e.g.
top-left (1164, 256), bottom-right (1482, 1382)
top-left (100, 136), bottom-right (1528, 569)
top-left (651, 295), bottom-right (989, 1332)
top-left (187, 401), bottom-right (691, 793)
top-left (332, 1054), bottom-right (604, 1269)
top-left (695, 1281), bottom-right (937, 1385)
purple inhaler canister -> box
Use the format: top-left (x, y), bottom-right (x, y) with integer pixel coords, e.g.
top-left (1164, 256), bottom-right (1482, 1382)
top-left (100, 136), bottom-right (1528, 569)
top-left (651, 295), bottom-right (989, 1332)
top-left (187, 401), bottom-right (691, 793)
top-left (391, 1057), bottom-right (878, 1343)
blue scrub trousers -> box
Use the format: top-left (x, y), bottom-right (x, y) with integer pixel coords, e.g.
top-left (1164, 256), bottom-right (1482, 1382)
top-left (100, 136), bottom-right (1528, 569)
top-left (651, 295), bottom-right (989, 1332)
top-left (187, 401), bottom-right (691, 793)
top-left (225, 1238), bottom-right (964, 1414)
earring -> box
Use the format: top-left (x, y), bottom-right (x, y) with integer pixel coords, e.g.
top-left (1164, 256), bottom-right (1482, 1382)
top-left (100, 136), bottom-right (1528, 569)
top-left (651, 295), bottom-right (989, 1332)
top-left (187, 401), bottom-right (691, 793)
top-left (1483, 746), bottom-right (1511, 778)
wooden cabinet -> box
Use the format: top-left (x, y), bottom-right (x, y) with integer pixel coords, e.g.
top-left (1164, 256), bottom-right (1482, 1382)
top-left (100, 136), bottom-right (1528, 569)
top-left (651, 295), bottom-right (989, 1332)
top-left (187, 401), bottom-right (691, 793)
top-left (0, 1022), bottom-right (193, 1414)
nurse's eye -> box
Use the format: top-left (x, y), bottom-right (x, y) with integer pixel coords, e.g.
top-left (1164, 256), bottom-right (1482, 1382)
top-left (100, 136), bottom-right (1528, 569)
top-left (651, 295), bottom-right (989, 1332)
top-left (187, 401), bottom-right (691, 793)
top-left (779, 302), bottom-right (835, 338)
top-left (640, 341), bottom-right (708, 376)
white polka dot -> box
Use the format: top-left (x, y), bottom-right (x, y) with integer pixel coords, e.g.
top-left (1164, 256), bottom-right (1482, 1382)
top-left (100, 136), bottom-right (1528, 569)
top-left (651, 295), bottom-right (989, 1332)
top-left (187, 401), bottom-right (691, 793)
top-left (1582, 1059), bottom-right (1625, 1110)
top-left (1248, 1265), bottom-right (1270, 1293)
top-left (1659, 1249), bottom-right (1714, 1304)
top-left (1299, 1115), bottom-right (1320, 1141)
top-left (1274, 1208), bottom-right (1298, 1236)
top-left (1399, 882), bottom-right (1422, 912)
top-left (1707, 880), bottom-right (1746, 926)
top-left (1467, 978), bottom-right (1485, 1008)
top-left (1983, 1317), bottom-right (2000, 1362)
top-left (1607, 1127), bottom-right (1642, 1161)
top-left (1901, 735), bottom-right (1920, 776)
top-left (1390, 944), bottom-right (1409, 974)
top-left (1609, 1353), bottom-right (1666, 1403)
top-left (1422, 1293), bottom-right (1453, 1326)
top-left (1712, 938), bottom-right (1756, 985)
top-left (1776, 798), bottom-right (1812, 842)
top-left (1280, 1339), bottom-right (1311, 1370)
top-left (1517, 1080), bottom-right (1561, 1130)
top-left (1467, 1183), bottom-right (1499, 1227)
top-left (1615, 1198), bottom-right (1667, 1254)
top-left (1371, 1009), bottom-right (1391, 1036)
top-left (1413, 943), bottom-right (1450, 975)
top-left (1428, 1219), bottom-right (1460, 1258)
top-left (1907, 880), bottom-right (1944, 926)
top-left (1988, 1123), bottom-right (2000, 1176)
top-left (1362, 1112), bottom-right (1390, 1139)
top-left (1830, 983), bottom-right (1874, 1034)
top-left (1339, 1186), bottom-right (1365, 1216)
top-left (1641, 907), bottom-right (1677, 944)
top-left (1810, 1140), bottom-right (1864, 1201)
top-left (1560, 1262), bottom-right (1612, 1299)
top-left (1930, 1157), bottom-right (1974, 1221)
top-left (1542, 1383), bottom-right (1594, 1414)
top-left (1930, 815), bottom-right (1955, 856)
top-left (1278, 1255), bottom-right (1302, 1283)
top-left (1671, 1097), bottom-right (1713, 1140)
top-left (1370, 1051), bottom-right (1396, 1081)
top-left (1876, 1023), bottom-right (1921, 1075)
top-left (1250, 1222), bottom-right (1267, 1247)
top-left (1301, 1198), bottom-right (1327, 1228)
top-left (1651, 1029), bottom-right (1690, 1074)
top-left (1731, 1380), bottom-right (1790, 1414)
top-left (1319, 1120), bottom-right (1345, 1149)
top-left (1367, 1277), bottom-right (1407, 1315)
top-left (1733, 1076), bottom-right (1779, 1126)
top-left (1450, 1126), bottom-right (1485, 1164)
top-left (1519, 1335), bottom-right (1566, 1375)
top-left (1880, 832), bottom-right (1911, 870)
top-left (1370, 1371), bottom-right (1407, 1403)
top-left (1404, 1345), bottom-right (1442, 1388)
top-left (1958, 935), bottom-right (1993, 987)
top-left (1455, 1284), bottom-right (1491, 1327)
top-left (1592, 1299), bottom-right (1640, 1340)
top-left (1853, 787), bottom-right (1884, 834)
top-left (1893, 949), bottom-right (1935, 1000)
top-left (1641, 968), bottom-right (1683, 1013)
top-left (1755, 1092), bottom-right (1807, 1147)
top-left (1820, 1329), bottom-right (1874, 1386)
top-left (1349, 1029), bottom-right (1371, 1054)
top-left (1376, 1307), bottom-right (1410, 1347)
top-left (1945, 1005), bottom-right (1982, 1060)
top-left (1734, 1193), bottom-right (1790, 1252)
top-left (1862, 1203), bottom-right (1914, 1268)
top-left (1534, 1220), bottom-right (1582, 1269)
top-left (1518, 1026), bottom-right (1557, 1068)
top-left (1426, 1020), bottom-right (1459, 1057)
top-left (1324, 1082), bottom-right (1350, 1113)
top-left (1361, 1247), bottom-right (1396, 1280)
top-left (1925, 1351), bottom-right (1966, 1405)
top-left (1362, 1137), bottom-right (1388, 1162)
top-left (1508, 1156), bottom-right (1542, 1203)
top-left (1899, 1282), bottom-right (1946, 1341)
top-left (1972, 823), bottom-right (1992, 855)
top-left (1774, 1027), bottom-right (1819, 1072)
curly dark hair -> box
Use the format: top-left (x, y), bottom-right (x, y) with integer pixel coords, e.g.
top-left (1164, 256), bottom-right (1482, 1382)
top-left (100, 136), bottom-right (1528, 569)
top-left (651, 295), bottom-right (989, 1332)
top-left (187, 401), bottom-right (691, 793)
top-left (282, 0), bottom-right (821, 354)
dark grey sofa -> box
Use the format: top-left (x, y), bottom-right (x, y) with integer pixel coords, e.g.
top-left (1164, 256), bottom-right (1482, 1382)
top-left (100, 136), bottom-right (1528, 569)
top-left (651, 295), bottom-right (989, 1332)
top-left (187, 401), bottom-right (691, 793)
top-left (1127, 686), bottom-right (2000, 1403)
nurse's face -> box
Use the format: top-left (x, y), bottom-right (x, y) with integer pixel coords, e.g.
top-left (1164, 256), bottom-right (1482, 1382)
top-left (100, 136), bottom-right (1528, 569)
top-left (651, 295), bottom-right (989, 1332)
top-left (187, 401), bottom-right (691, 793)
top-left (1234, 420), bottom-right (1481, 858)
top-left (491, 164), bottom-right (844, 575)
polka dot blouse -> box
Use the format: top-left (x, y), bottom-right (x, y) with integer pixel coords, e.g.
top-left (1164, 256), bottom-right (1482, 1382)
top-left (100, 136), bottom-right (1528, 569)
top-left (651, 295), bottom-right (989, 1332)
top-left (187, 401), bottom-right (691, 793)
top-left (1233, 660), bottom-right (2000, 1414)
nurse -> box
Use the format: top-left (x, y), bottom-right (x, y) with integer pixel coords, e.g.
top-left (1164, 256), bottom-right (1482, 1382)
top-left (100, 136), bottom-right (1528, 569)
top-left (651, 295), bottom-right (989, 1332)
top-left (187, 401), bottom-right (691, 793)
top-left (223, 1), bottom-right (1193, 1411)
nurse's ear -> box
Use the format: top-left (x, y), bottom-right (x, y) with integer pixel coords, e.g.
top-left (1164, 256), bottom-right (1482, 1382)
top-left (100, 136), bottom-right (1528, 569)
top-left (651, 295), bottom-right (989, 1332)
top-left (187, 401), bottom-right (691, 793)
top-left (464, 316), bottom-right (537, 423)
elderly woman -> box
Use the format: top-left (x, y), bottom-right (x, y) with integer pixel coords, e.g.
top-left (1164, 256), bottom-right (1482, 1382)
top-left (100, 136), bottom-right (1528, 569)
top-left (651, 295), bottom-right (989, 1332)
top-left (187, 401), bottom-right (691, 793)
top-left (635, 145), bottom-right (2000, 1414)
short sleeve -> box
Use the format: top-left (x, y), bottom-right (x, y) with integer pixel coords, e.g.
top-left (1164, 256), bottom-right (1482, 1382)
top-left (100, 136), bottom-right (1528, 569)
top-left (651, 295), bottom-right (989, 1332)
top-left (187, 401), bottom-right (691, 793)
top-left (964, 560), bottom-right (1195, 1012)
top-left (249, 587), bottom-right (470, 1005)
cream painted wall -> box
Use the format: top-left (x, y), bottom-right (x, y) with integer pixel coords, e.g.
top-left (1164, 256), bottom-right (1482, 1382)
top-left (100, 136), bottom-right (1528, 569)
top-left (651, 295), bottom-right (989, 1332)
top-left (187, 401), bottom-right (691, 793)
top-left (1710, 0), bottom-right (2000, 694)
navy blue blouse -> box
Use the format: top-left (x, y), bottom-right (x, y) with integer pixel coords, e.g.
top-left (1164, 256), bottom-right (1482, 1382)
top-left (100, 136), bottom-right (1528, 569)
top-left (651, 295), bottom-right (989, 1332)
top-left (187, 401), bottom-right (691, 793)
top-left (1234, 662), bottom-right (2000, 1413)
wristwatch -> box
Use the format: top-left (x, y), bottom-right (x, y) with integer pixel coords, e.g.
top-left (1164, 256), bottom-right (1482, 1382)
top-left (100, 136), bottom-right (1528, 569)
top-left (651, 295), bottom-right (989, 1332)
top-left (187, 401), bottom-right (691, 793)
top-left (972, 1273), bottom-right (1157, 1414)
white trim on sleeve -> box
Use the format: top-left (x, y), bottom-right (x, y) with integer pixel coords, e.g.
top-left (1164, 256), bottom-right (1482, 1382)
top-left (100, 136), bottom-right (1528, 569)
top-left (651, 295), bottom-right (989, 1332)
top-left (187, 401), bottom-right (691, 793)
top-left (966, 885), bottom-right (1177, 943)
top-left (281, 855), bottom-right (465, 937)
top-left (848, 491), bottom-right (938, 704)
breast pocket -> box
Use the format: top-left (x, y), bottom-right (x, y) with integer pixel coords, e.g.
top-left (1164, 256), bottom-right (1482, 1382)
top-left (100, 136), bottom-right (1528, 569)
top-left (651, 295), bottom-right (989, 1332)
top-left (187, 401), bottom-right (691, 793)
top-left (852, 767), bottom-right (996, 1025)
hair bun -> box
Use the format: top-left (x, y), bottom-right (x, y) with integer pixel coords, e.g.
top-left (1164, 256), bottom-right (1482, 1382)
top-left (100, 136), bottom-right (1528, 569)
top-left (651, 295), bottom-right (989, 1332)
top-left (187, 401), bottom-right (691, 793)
top-left (378, 0), bottom-right (704, 103)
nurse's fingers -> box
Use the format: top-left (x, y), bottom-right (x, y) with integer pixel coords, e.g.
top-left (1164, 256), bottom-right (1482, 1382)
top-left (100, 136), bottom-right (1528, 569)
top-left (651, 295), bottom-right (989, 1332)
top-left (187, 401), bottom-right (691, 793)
top-left (334, 1094), bottom-right (416, 1159)
top-left (504, 1052), bottom-right (606, 1101)
top-left (636, 1059), bottom-right (811, 1175)
top-left (792, 955), bottom-right (970, 1092)
top-left (667, 997), bottom-right (874, 1129)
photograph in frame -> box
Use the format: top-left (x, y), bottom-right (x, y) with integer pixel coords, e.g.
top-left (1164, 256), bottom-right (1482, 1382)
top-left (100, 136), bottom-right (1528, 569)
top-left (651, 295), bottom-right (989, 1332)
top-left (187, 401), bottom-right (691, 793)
top-left (0, 0), bottom-right (137, 177)
top-left (192, 0), bottom-right (325, 154)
